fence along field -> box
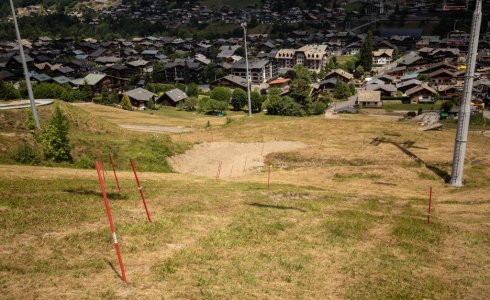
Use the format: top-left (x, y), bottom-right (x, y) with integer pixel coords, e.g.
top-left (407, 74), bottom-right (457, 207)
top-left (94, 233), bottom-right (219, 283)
top-left (0, 102), bottom-right (489, 298)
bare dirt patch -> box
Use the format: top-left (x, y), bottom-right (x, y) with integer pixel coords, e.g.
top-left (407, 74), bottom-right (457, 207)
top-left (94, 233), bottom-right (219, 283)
top-left (169, 141), bottom-right (306, 177)
top-left (119, 124), bottom-right (194, 133)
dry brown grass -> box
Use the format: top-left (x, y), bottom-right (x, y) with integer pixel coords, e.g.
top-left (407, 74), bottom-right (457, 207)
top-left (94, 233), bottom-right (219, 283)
top-left (0, 106), bottom-right (489, 299)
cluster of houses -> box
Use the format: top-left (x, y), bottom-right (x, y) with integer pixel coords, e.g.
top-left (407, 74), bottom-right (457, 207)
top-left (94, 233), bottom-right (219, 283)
top-left (86, 1), bottom-right (351, 28)
top-left (0, 23), bottom-right (489, 110)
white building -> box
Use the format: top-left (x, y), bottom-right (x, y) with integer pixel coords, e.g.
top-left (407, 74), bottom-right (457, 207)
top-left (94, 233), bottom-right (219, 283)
top-left (275, 45), bottom-right (329, 72)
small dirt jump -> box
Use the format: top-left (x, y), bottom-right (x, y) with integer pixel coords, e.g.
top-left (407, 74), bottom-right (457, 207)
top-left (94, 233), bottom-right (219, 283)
top-left (169, 141), bottom-right (306, 177)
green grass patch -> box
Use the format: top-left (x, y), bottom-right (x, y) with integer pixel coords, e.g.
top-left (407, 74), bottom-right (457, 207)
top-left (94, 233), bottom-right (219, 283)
top-left (383, 101), bottom-right (443, 111)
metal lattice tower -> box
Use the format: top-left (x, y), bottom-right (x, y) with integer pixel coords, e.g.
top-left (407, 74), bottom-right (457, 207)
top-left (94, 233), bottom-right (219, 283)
top-left (450, 0), bottom-right (482, 187)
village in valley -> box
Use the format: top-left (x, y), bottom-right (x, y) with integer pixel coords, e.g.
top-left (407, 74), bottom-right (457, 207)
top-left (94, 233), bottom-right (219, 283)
top-left (0, 1), bottom-right (489, 117)
top-left (0, 0), bottom-right (489, 299)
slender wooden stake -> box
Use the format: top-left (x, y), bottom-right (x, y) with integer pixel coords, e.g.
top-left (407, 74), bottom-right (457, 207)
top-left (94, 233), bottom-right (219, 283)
top-left (95, 161), bottom-right (127, 284)
top-left (110, 154), bottom-right (121, 192)
top-left (261, 143), bottom-right (265, 156)
top-left (267, 164), bottom-right (271, 190)
top-left (216, 161), bottom-right (222, 180)
top-left (130, 159), bottom-right (152, 222)
top-left (229, 163), bottom-right (234, 177)
top-left (428, 187), bottom-right (433, 224)
top-left (243, 156), bottom-right (248, 173)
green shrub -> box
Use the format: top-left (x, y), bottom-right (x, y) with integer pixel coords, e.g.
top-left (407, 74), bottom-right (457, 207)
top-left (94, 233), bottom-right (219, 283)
top-left (10, 141), bottom-right (41, 164)
top-left (33, 82), bottom-right (66, 99)
top-left (210, 86), bottom-right (232, 102)
top-left (24, 110), bottom-right (37, 130)
top-left (76, 154), bottom-right (95, 169)
top-left (441, 101), bottom-right (453, 113)
top-left (199, 97), bottom-right (228, 114)
top-left (186, 83), bottom-right (199, 97)
top-left (179, 97), bottom-right (198, 111)
top-left (231, 88), bottom-right (247, 111)
top-left (311, 101), bottom-right (327, 115)
top-left (147, 99), bottom-right (156, 110)
top-left (0, 80), bottom-right (20, 100)
top-left (264, 94), bottom-right (305, 116)
top-left (39, 106), bottom-right (72, 162)
top-left (250, 91), bottom-right (263, 113)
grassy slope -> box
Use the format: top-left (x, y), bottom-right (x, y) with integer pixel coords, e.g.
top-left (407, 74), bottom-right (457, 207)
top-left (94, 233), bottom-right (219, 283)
top-left (0, 106), bottom-right (489, 298)
top-left (0, 102), bottom-right (186, 172)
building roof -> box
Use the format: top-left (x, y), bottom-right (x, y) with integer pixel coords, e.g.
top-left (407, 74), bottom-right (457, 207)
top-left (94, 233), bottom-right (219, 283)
top-left (217, 45), bottom-right (240, 58)
top-left (396, 79), bottom-right (422, 89)
top-left (141, 49), bottom-right (159, 55)
top-left (357, 90), bottom-right (381, 102)
top-left (213, 75), bottom-right (248, 89)
top-left (164, 88), bottom-right (188, 103)
top-left (58, 66), bottom-right (75, 74)
top-left (366, 84), bottom-right (397, 93)
top-left (126, 87), bottom-right (157, 102)
top-left (95, 56), bottom-right (119, 64)
top-left (269, 78), bottom-right (290, 85)
top-left (406, 84), bottom-right (437, 96)
top-left (0, 71), bottom-right (15, 80)
top-left (52, 76), bottom-right (71, 85)
top-left (232, 59), bottom-right (269, 70)
top-left (325, 69), bottom-right (353, 80)
top-left (32, 73), bottom-right (51, 82)
top-left (397, 52), bottom-right (422, 66)
top-left (373, 49), bottom-right (394, 58)
top-left (400, 73), bottom-right (419, 81)
top-left (83, 73), bottom-right (107, 85)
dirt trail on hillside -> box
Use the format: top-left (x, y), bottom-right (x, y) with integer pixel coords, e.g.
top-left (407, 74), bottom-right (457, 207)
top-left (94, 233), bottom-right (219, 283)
top-left (169, 141), bottom-right (306, 177)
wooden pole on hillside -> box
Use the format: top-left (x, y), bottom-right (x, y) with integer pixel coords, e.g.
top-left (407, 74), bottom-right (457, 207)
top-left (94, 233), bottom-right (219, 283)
top-left (427, 187), bottom-right (433, 224)
top-left (130, 159), bottom-right (152, 223)
top-left (110, 154), bottom-right (121, 192)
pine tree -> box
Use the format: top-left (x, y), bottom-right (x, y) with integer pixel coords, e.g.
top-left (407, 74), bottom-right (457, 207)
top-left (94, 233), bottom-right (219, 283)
top-left (121, 94), bottom-right (133, 111)
top-left (359, 31), bottom-right (373, 72)
top-left (40, 106), bottom-right (72, 162)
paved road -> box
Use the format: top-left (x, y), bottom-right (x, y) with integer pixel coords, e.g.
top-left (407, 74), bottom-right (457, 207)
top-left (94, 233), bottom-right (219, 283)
top-left (0, 99), bottom-right (54, 110)
top-left (324, 96), bottom-right (357, 118)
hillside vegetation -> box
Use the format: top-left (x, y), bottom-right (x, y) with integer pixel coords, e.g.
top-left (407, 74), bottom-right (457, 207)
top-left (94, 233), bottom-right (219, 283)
top-left (0, 102), bottom-right (187, 172)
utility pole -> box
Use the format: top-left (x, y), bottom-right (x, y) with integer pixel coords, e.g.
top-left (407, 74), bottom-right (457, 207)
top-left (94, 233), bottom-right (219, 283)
top-left (9, 0), bottom-right (40, 129)
top-left (241, 22), bottom-right (252, 117)
top-left (450, 0), bottom-right (482, 187)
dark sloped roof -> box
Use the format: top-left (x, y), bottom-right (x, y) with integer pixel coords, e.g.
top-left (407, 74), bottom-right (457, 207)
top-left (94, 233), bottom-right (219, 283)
top-left (164, 88), bottom-right (188, 103)
top-left (126, 87), bottom-right (157, 102)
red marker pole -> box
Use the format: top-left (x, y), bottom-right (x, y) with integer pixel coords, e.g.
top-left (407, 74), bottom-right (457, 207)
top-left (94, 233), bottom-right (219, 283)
top-left (98, 151), bottom-right (106, 181)
top-left (95, 161), bottom-right (127, 284)
top-left (130, 159), bottom-right (152, 223)
top-left (428, 187), bottom-right (433, 224)
top-left (267, 165), bottom-right (271, 190)
top-left (110, 154), bottom-right (121, 192)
